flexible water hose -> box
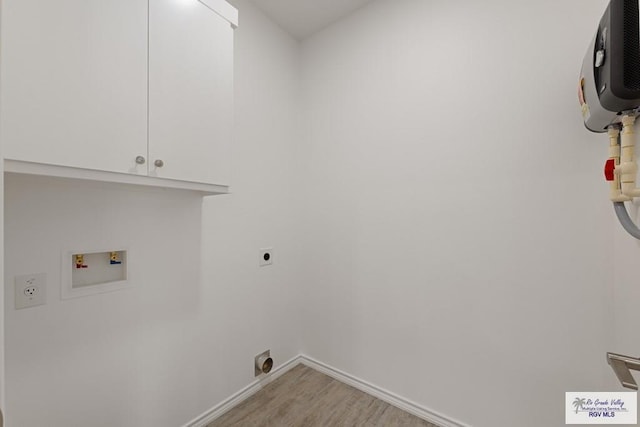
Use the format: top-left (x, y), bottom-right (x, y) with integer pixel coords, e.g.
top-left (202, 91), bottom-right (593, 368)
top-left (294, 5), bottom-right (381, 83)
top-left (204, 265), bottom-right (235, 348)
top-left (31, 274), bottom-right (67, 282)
top-left (614, 202), bottom-right (640, 240)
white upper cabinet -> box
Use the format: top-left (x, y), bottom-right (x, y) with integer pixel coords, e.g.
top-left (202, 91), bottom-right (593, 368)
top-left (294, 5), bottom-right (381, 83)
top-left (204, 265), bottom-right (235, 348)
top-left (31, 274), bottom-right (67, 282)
top-left (149, 0), bottom-right (234, 186)
top-left (0, 0), bottom-right (237, 194)
top-left (0, 0), bottom-right (149, 176)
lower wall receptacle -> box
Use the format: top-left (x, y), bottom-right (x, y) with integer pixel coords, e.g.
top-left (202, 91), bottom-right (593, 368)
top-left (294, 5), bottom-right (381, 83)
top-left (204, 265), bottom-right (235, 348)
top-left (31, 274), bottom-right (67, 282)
top-left (15, 273), bottom-right (47, 309)
top-left (62, 249), bottom-right (130, 299)
top-left (255, 350), bottom-right (273, 376)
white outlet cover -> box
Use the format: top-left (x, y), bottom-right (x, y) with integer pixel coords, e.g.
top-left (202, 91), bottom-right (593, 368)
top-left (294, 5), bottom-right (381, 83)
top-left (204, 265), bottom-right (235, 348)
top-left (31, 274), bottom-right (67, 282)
top-left (15, 273), bottom-right (47, 309)
top-left (259, 248), bottom-right (274, 267)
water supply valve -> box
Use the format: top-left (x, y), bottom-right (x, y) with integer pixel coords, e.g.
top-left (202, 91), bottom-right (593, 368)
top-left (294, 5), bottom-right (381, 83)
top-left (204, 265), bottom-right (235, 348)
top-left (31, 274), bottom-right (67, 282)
top-left (605, 158), bottom-right (616, 181)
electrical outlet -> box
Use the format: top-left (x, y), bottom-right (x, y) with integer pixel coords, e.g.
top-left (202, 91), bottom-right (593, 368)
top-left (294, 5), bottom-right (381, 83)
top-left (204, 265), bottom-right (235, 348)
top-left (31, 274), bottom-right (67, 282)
top-left (15, 273), bottom-right (47, 309)
top-left (259, 248), bottom-right (273, 267)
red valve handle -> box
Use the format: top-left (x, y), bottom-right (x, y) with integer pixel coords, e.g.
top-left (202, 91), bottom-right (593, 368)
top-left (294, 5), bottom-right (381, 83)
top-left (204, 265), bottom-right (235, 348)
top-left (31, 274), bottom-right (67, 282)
top-left (605, 158), bottom-right (616, 182)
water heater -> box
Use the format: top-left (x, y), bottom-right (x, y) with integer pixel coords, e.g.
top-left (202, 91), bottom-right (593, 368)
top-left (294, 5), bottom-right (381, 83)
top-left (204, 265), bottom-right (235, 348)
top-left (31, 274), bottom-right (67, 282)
top-left (580, 0), bottom-right (640, 132)
top-left (581, 0), bottom-right (640, 240)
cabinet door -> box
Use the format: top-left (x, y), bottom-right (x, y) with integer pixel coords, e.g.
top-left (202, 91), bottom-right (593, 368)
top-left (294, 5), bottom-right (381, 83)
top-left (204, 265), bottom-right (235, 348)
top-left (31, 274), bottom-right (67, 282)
top-left (149, 0), bottom-right (234, 185)
top-left (0, 0), bottom-right (148, 175)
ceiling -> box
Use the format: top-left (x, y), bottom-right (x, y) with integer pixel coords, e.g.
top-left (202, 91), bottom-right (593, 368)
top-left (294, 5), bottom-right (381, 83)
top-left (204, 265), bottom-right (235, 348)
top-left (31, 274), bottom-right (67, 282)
top-left (248, 0), bottom-right (375, 39)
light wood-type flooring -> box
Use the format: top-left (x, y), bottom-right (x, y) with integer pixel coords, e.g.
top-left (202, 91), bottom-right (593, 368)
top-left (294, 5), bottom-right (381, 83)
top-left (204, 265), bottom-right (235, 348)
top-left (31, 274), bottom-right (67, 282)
top-left (207, 364), bottom-right (439, 427)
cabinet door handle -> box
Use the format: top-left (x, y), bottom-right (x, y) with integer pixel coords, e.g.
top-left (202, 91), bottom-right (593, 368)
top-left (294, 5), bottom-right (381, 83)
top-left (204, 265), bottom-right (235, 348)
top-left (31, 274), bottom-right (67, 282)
top-left (154, 159), bottom-right (164, 168)
top-left (135, 156), bottom-right (146, 165)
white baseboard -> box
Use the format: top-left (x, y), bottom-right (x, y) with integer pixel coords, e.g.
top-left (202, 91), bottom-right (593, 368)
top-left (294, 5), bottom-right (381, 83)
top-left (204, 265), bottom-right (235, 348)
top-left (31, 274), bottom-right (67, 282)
top-left (299, 355), bottom-right (471, 427)
top-left (184, 354), bottom-right (469, 427)
top-left (182, 354), bottom-right (303, 427)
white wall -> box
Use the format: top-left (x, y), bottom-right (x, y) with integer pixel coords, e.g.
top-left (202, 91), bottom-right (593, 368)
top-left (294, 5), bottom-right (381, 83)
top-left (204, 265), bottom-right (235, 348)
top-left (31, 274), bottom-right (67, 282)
top-left (0, 0), bottom-right (6, 418)
top-left (613, 203), bottom-right (640, 369)
top-left (4, 1), bottom-right (625, 427)
top-left (300, 1), bottom-right (613, 426)
top-left (3, 1), bottom-right (302, 425)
